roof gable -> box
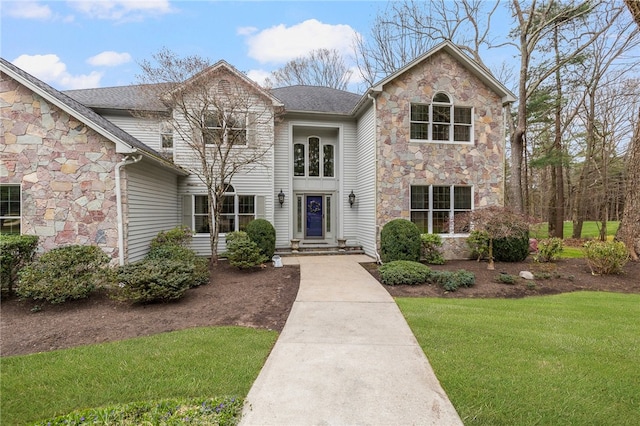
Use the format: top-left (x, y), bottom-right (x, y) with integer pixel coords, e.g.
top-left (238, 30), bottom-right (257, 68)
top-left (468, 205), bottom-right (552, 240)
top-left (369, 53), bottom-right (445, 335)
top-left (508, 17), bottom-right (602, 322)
top-left (0, 57), bottom-right (186, 174)
top-left (370, 40), bottom-right (516, 105)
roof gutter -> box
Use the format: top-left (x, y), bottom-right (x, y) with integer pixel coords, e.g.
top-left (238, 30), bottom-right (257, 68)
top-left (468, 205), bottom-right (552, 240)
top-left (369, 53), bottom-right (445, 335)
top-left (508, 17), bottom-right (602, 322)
top-left (368, 93), bottom-right (382, 265)
top-left (115, 154), bottom-right (142, 266)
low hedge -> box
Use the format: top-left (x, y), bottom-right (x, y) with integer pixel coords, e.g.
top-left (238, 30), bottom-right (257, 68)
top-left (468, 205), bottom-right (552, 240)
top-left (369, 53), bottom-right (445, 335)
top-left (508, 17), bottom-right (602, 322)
top-left (379, 260), bottom-right (432, 285)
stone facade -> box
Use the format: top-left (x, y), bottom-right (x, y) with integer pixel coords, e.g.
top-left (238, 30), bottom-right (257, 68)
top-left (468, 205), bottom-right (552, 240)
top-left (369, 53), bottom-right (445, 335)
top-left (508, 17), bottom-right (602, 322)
top-left (376, 50), bottom-right (505, 259)
top-left (1, 73), bottom-right (122, 259)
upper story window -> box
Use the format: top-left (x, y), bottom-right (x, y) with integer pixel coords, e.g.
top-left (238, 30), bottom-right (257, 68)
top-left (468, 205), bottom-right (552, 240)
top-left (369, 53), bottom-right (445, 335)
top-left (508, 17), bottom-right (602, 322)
top-left (160, 123), bottom-right (173, 149)
top-left (202, 112), bottom-right (246, 145)
top-left (0, 185), bottom-right (21, 235)
top-left (410, 185), bottom-right (472, 234)
top-left (410, 93), bottom-right (473, 143)
top-left (293, 136), bottom-right (334, 178)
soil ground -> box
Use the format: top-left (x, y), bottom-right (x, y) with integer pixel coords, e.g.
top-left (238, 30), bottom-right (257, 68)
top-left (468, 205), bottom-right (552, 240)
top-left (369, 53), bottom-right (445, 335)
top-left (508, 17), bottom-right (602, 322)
top-left (2, 257), bottom-right (638, 357)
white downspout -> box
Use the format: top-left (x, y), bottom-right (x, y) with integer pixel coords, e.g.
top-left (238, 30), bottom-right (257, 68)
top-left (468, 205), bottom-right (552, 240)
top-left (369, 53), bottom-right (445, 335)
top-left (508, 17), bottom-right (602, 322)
top-left (368, 93), bottom-right (383, 264)
top-left (115, 154), bottom-right (142, 266)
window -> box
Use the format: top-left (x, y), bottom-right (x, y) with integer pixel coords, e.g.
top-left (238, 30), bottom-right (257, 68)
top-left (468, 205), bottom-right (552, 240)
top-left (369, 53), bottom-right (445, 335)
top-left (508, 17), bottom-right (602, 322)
top-left (410, 93), bottom-right (472, 143)
top-left (293, 136), bottom-right (335, 178)
top-left (0, 185), bottom-right (21, 235)
top-left (160, 123), bottom-right (173, 149)
top-left (202, 112), bottom-right (246, 145)
top-left (410, 185), bottom-right (472, 234)
top-left (193, 186), bottom-right (255, 234)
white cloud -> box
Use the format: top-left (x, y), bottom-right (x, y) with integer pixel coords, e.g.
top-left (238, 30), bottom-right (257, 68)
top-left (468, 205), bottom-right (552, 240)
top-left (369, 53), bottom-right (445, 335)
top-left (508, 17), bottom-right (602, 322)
top-left (244, 19), bottom-right (360, 64)
top-left (237, 26), bottom-right (257, 36)
top-left (13, 54), bottom-right (103, 90)
top-left (87, 51), bottom-right (132, 67)
top-left (5, 1), bottom-right (52, 20)
top-left (68, 0), bottom-right (174, 22)
top-left (246, 69), bottom-right (271, 87)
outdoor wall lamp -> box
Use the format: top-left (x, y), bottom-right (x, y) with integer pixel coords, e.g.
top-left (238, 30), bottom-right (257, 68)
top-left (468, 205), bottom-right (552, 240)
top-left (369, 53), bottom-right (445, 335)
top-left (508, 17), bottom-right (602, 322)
top-left (348, 190), bottom-right (356, 208)
top-left (278, 189), bottom-right (285, 207)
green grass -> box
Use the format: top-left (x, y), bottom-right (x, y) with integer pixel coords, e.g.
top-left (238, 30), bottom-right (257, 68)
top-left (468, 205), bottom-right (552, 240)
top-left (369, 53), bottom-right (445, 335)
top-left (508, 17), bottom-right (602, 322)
top-left (1, 326), bottom-right (277, 425)
top-left (530, 220), bottom-right (619, 239)
top-left (397, 292), bottom-right (640, 425)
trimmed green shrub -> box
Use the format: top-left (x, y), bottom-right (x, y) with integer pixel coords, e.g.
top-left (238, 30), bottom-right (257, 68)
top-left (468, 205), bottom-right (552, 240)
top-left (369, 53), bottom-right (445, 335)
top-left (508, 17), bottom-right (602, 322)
top-left (147, 227), bottom-right (209, 287)
top-left (246, 219), bottom-right (276, 259)
top-left (380, 219), bottom-right (421, 263)
top-left (227, 238), bottom-right (267, 269)
top-left (379, 260), bottom-right (431, 285)
top-left (16, 245), bottom-right (110, 304)
top-left (467, 230), bottom-right (490, 261)
top-left (0, 234), bottom-right (38, 295)
top-left (534, 237), bottom-right (564, 263)
top-left (225, 231), bottom-right (249, 245)
top-left (149, 225), bottom-right (193, 250)
top-left (114, 259), bottom-right (193, 303)
top-left (583, 240), bottom-right (629, 275)
top-left (430, 269), bottom-right (475, 292)
top-left (420, 233), bottom-right (445, 265)
top-left (497, 273), bottom-right (517, 284)
top-left (493, 233), bottom-right (530, 262)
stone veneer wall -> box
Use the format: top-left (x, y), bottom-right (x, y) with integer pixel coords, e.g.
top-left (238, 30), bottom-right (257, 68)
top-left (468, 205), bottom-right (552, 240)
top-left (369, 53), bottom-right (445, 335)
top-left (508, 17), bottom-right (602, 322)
top-left (376, 50), bottom-right (505, 259)
top-left (1, 73), bottom-right (122, 260)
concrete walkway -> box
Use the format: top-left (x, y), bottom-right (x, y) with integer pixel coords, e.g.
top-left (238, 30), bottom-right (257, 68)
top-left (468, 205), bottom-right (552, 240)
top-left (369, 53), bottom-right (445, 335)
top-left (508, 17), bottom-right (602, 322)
top-left (240, 255), bottom-right (463, 426)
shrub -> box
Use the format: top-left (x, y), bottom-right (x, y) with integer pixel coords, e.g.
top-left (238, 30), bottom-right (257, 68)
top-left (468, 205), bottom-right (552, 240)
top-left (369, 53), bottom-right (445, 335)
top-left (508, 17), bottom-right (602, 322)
top-left (16, 245), bottom-right (110, 304)
top-left (430, 269), bottom-right (475, 292)
top-left (378, 260), bottom-right (431, 285)
top-left (497, 273), bottom-right (517, 284)
top-left (225, 231), bottom-right (249, 245)
top-left (246, 219), bottom-right (276, 259)
top-left (227, 238), bottom-right (267, 269)
top-left (467, 230), bottom-right (490, 261)
top-left (114, 259), bottom-right (193, 303)
top-left (534, 238), bottom-right (563, 263)
top-left (493, 233), bottom-right (530, 262)
top-left (583, 240), bottom-right (629, 275)
top-left (420, 233), bottom-right (445, 265)
top-left (147, 244), bottom-right (209, 287)
top-left (149, 225), bottom-right (193, 250)
top-left (380, 219), bottom-right (421, 263)
top-left (0, 234), bottom-right (38, 295)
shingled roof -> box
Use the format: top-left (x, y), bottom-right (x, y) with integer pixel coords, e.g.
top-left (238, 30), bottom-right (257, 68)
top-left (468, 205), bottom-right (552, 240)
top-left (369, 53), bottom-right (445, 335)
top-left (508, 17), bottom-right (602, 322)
top-left (64, 84), bottom-right (169, 112)
top-left (270, 85), bottom-right (362, 115)
top-left (1, 58), bottom-right (185, 174)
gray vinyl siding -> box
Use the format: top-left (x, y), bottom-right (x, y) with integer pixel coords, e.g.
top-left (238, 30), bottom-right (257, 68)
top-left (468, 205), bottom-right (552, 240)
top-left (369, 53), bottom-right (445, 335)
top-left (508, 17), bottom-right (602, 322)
top-left (340, 120), bottom-right (359, 244)
top-left (125, 159), bottom-right (180, 262)
top-left (355, 104), bottom-right (377, 257)
top-left (273, 121), bottom-right (290, 248)
top-left (102, 114), bottom-right (162, 151)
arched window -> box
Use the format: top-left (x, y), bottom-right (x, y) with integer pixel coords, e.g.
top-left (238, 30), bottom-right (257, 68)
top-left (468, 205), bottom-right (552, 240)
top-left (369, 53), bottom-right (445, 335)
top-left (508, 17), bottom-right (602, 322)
top-left (410, 92), bottom-right (472, 143)
top-left (293, 136), bottom-right (335, 178)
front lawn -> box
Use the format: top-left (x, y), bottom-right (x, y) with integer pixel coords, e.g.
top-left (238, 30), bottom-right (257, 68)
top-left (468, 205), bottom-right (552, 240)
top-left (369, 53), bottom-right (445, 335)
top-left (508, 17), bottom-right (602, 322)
top-left (0, 327), bottom-right (277, 425)
top-left (397, 292), bottom-right (640, 425)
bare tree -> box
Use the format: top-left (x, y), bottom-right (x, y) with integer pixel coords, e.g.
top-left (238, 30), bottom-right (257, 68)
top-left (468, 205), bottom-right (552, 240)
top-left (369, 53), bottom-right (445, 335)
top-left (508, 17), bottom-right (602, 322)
top-left (507, 0), bottom-right (627, 214)
top-left (136, 49), bottom-right (281, 264)
top-left (354, 0), bottom-right (502, 86)
top-left (266, 48), bottom-right (353, 90)
top-left (616, 0), bottom-right (640, 260)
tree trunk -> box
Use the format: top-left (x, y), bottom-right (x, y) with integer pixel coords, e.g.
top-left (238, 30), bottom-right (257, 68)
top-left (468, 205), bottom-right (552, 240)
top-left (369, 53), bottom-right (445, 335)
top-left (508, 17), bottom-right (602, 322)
top-left (615, 108), bottom-right (640, 261)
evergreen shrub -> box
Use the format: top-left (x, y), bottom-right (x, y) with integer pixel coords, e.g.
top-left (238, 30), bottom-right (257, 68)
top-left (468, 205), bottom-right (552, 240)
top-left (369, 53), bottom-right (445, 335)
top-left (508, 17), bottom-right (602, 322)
top-left (246, 219), bottom-right (276, 259)
top-left (380, 219), bottom-right (421, 263)
top-left (0, 234), bottom-right (38, 295)
top-left (430, 269), bottom-right (475, 292)
top-left (420, 233), bottom-right (445, 264)
top-left (493, 233), bottom-right (530, 262)
top-left (584, 240), bottom-right (629, 275)
top-left (17, 245), bottom-right (110, 304)
top-left (379, 260), bottom-right (431, 286)
top-left (114, 259), bottom-right (193, 303)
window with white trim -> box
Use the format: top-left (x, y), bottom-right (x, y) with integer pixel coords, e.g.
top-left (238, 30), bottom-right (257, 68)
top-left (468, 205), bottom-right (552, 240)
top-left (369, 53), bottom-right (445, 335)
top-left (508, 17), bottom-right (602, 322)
top-left (160, 122), bottom-right (173, 149)
top-left (410, 93), bottom-right (473, 143)
top-left (193, 185), bottom-right (255, 234)
top-left (410, 185), bottom-right (472, 234)
top-left (202, 112), bottom-right (246, 145)
top-left (293, 136), bottom-right (334, 177)
top-left (0, 185), bottom-right (21, 235)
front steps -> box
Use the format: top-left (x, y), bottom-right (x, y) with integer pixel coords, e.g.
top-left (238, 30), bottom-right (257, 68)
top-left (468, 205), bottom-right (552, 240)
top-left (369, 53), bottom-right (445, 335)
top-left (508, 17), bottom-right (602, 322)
top-left (275, 243), bottom-right (366, 257)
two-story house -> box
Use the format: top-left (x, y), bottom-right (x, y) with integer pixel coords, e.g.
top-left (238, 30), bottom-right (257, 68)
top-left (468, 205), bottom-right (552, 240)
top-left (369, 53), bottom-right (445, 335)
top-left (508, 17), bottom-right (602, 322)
top-left (1, 41), bottom-right (515, 263)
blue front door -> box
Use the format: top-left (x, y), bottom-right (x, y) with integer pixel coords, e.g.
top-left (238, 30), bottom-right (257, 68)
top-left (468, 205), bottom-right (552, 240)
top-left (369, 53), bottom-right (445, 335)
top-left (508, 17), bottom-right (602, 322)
top-left (306, 195), bottom-right (323, 238)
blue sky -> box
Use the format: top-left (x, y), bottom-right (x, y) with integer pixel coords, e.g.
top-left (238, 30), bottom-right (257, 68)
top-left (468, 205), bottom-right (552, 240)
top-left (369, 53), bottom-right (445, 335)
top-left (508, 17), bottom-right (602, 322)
top-left (1, 0), bottom-right (386, 91)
